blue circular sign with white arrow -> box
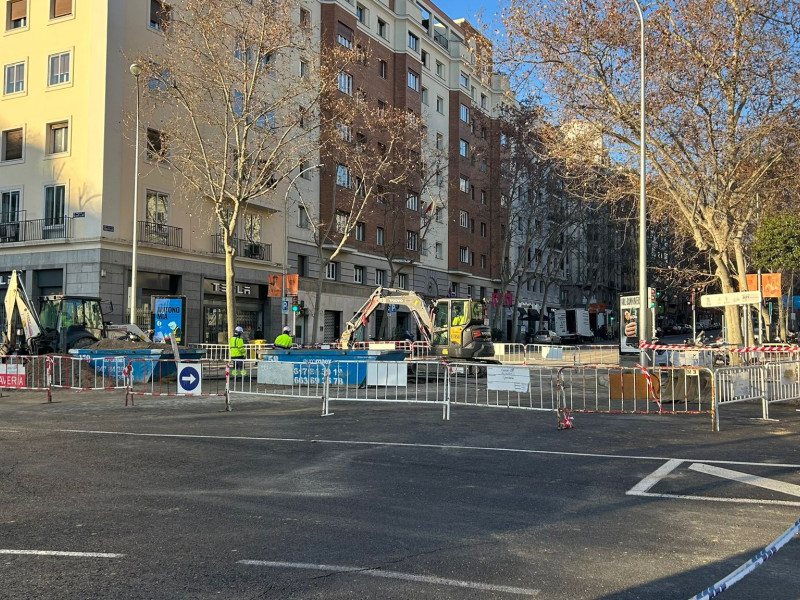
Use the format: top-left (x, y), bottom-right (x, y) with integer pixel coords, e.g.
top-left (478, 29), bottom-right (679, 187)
top-left (178, 363), bottom-right (201, 394)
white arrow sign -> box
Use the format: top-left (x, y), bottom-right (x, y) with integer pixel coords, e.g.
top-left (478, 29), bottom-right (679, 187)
top-left (177, 363), bottom-right (202, 394)
top-left (181, 372), bottom-right (196, 385)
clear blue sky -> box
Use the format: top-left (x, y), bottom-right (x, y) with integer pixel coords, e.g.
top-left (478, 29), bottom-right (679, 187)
top-left (430, 0), bottom-right (503, 31)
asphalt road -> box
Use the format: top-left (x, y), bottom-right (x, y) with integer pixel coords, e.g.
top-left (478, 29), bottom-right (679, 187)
top-left (1, 389), bottom-right (799, 600)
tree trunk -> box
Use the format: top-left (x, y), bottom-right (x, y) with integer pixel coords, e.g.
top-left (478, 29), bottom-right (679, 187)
top-left (311, 264), bottom-right (324, 345)
top-left (225, 240), bottom-right (237, 341)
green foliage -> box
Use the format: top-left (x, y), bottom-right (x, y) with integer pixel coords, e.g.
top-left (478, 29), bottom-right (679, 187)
top-left (751, 214), bottom-right (800, 272)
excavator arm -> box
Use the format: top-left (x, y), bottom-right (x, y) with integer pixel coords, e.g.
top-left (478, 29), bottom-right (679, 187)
top-left (1, 270), bottom-right (44, 355)
top-left (339, 287), bottom-right (434, 348)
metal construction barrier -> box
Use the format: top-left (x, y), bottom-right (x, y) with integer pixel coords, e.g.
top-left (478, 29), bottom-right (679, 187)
top-left (228, 358), bottom-right (329, 402)
top-left (0, 355), bottom-right (53, 400)
top-left (764, 359), bottom-right (800, 417)
top-left (579, 345), bottom-right (620, 365)
top-left (50, 355), bottom-right (129, 392)
top-left (557, 364), bottom-right (716, 428)
top-left (123, 358), bottom-right (229, 409)
top-left (713, 364), bottom-right (768, 429)
top-left (493, 343), bottom-right (527, 364)
top-left (524, 344), bottom-right (579, 365)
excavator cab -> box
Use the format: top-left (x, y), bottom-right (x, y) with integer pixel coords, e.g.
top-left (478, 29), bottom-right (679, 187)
top-left (430, 298), bottom-right (493, 359)
top-left (38, 295), bottom-right (105, 352)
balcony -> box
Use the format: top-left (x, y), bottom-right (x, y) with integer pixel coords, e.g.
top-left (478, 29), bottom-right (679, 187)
top-left (138, 221), bottom-right (183, 248)
top-left (0, 214), bottom-right (74, 243)
top-left (433, 30), bottom-right (449, 49)
top-left (212, 235), bottom-right (272, 261)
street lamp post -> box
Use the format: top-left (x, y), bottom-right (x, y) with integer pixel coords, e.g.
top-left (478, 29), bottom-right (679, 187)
top-left (631, 0), bottom-right (648, 364)
top-left (129, 62), bottom-right (142, 326)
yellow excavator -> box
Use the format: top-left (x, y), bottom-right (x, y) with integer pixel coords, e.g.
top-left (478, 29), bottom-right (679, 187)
top-left (1, 270), bottom-right (148, 355)
top-left (339, 287), bottom-right (494, 360)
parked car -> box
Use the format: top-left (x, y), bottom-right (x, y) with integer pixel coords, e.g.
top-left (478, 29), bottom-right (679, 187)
top-left (533, 330), bottom-right (562, 345)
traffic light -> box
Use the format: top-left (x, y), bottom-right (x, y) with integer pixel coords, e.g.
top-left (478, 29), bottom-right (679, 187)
top-left (649, 288), bottom-right (656, 309)
top-left (291, 296), bottom-right (300, 312)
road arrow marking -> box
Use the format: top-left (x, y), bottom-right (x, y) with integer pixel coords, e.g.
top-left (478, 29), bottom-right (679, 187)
top-left (689, 463), bottom-right (800, 498)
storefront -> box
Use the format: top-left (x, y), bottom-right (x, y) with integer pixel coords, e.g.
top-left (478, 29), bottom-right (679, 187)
top-left (202, 278), bottom-right (267, 343)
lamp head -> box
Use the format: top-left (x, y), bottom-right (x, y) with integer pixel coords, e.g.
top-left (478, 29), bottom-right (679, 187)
top-left (130, 63), bottom-right (142, 77)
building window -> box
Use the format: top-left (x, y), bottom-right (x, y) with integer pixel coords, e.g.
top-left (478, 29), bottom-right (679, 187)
top-left (435, 207), bottom-right (443, 223)
top-left (376, 269), bottom-right (385, 286)
top-left (459, 176), bottom-right (470, 194)
top-left (337, 22), bottom-right (353, 49)
top-left (355, 221), bottom-right (365, 241)
top-left (46, 121), bottom-right (69, 155)
top-left (335, 211), bottom-right (348, 234)
top-left (378, 60), bottom-right (387, 79)
top-left (459, 210), bottom-right (469, 228)
top-left (299, 161), bottom-right (313, 180)
top-left (460, 246), bottom-right (468, 263)
top-left (298, 254), bottom-right (308, 277)
top-left (460, 72), bottom-right (469, 88)
top-left (459, 139), bottom-right (469, 158)
top-left (435, 61), bottom-right (444, 77)
top-left (467, 285), bottom-right (474, 298)
top-left (421, 49), bottom-right (428, 67)
top-left (481, 93), bottom-right (487, 109)
top-left (435, 242), bottom-right (443, 259)
top-left (146, 128), bottom-right (167, 161)
top-left (325, 262), bottom-right (338, 281)
top-left (336, 164), bottom-right (351, 188)
top-left (7, 0), bottom-right (27, 29)
top-left (406, 192), bottom-right (419, 211)
top-left (48, 52), bottom-right (71, 86)
top-left (298, 205), bottom-right (309, 228)
top-left (460, 103), bottom-right (470, 123)
top-left (356, 4), bottom-right (366, 23)
top-left (145, 190), bottom-right (169, 224)
top-left (407, 230), bottom-right (418, 251)
top-left (376, 226), bottom-right (384, 246)
top-left (407, 69), bottom-right (419, 91)
top-left (408, 32), bottom-right (419, 51)
top-left (398, 273), bottom-right (407, 289)
top-left (450, 282), bottom-right (459, 297)
top-left (1, 127), bottom-right (23, 161)
top-left (421, 86), bottom-right (428, 105)
top-left (435, 133), bottom-right (444, 150)
top-left (44, 184), bottom-right (66, 226)
top-left (149, 0), bottom-right (171, 31)
top-left (481, 189), bottom-right (487, 204)
top-left (377, 19), bottom-right (387, 38)
top-left (480, 222), bottom-right (486, 237)
top-left (299, 60), bottom-right (308, 78)
top-left (336, 122), bottom-right (353, 142)
top-left (481, 254), bottom-right (487, 268)
top-left (3, 62), bottom-right (25, 95)
top-left (354, 265), bottom-right (364, 284)
top-left (232, 89), bottom-right (243, 117)
top-left (338, 72), bottom-right (352, 95)
top-left (299, 8), bottom-right (310, 28)
top-left (436, 96), bottom-right (444, 114)
top-left (1, 191), bottom-right (21, 238)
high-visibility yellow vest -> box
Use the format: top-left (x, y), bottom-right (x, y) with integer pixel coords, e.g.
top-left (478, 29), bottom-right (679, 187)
top-left (229, 335), bottom-right (245, 358)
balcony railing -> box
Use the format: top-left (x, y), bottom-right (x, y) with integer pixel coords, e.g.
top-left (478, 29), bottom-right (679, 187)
top-left (138, 221), bottom-right (183, 248)
top-left (433, 30), bottom-right (449, 49)
top-left (212, 235), bottom-right (272, 261)
top-left (0, 215), bottom-right (74, 243)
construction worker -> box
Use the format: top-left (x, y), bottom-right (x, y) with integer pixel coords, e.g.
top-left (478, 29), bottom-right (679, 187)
top-left (229, 326), bottom-right (246, 376)
top-left (274, 326), bottom-right (293, 349)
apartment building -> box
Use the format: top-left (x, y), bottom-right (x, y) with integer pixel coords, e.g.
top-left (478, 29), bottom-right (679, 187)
top-left (0, 0), bottom-right (513, 344)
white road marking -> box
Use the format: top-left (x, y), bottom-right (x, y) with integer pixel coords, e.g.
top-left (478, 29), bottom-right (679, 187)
top-left (628, 461), bottom-right (800, 506)
top-left (627, 458), bottom-right (683, 494)
top-left (689, 462), bottom-right (800, 498)
top-left (0, 549), bottom-right (124, 558)
top-left (238, 560), bottom-right (540, 596)
top-left (45, 428), bottom-right (800, 469)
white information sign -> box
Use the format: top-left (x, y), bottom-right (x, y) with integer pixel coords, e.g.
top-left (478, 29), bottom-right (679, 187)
top-left (177, 362), bottom-right (202, 395)
top-left (487, 366), bottom-right (530, 393)
top-left (700, 291), bottom-right (761, 308)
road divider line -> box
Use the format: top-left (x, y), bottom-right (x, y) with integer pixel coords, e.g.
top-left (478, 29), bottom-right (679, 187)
top-left (0, 549), bottom-right (124, 558)
top-left (237, 560), bottom-right (540, 596)
top-left (36, 428), bottom-right (800, 469)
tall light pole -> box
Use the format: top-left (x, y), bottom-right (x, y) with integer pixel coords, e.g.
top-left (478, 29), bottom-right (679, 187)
top-left (129, 62), bottom-right (142, 326)
top-left (631, 0), bottom-right (648, 364)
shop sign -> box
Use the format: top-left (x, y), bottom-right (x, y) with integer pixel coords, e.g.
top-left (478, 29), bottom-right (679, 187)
top-left (203, 279), bottom-right (260, 297)
top-left (152, 296), bottom-right (186, 344)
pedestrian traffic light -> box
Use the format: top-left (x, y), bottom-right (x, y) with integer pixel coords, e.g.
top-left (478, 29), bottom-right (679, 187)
top-left (291, 296), bottom-right (300, 312)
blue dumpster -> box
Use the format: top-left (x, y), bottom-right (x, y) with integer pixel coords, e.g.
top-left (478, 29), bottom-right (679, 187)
top-left (69, 349), bottom-right (162, 383)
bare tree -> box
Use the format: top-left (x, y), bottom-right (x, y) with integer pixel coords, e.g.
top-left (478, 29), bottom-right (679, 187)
top-left (503, 0), bottom-right (800, 344)
top-left (302, 93), bottom-right (426, 344)
top-left (136, 0), bottom-right (345, 339)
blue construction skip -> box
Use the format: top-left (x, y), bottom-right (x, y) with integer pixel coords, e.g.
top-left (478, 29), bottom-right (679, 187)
top-left (259, 349), bottom-right (407, 386)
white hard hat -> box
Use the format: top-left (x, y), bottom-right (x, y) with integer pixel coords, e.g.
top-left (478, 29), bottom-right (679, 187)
top-left (283, 326), bottom-right (291, 333)
top-left (235, 326), bottom-right (244, 333)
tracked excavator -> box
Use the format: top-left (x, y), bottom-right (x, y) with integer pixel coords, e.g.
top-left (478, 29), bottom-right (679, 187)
top-left (339, 287), bottom-right (494, 360)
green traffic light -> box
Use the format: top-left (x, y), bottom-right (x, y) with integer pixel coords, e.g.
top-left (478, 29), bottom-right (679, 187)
top-left (292, 305), bottom-right (299, 312)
